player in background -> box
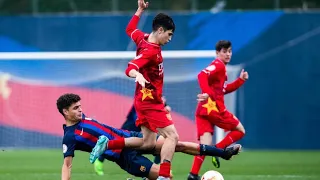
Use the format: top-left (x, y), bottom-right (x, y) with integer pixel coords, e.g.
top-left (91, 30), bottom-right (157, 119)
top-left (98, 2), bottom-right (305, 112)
top-left (58, 93), bottom-right (241, 180)
top-left (187, 40), bottom-right (248, 180)
top-left (121, 0), bottom-right (178, 179)
top-left (93, 99), bottom-right (171, 176)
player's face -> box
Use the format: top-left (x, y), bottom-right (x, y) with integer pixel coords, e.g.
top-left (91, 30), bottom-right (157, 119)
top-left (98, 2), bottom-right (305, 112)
top-left (64, 101), bottom-right (82, 122)
top-left (158, 28), bottom-right (174, 45)
top-left (217, 47), bottom-right (232, 64)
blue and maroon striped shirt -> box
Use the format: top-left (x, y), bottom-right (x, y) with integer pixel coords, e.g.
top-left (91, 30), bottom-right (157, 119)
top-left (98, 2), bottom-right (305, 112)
top-left (62, 115), bottom-right (141, 162)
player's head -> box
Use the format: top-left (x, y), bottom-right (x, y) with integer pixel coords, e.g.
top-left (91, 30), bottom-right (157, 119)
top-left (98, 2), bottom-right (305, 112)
top-left (56, 93), bottom-right (82, 122)
top-left (152, 13), bottom-right (175, 45)
top-left (216, 40), bottom-right (232, 64)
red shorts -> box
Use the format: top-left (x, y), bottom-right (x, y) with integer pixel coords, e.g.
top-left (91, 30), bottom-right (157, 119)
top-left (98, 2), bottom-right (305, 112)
top-left (196, 110), bottom-right (240, 139)
top-left (135, 108), bottom-right (173, 132)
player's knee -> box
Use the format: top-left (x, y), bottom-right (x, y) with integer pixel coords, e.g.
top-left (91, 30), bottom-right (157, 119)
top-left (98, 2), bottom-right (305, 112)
top-left (200, 132), bottom-right (213, 145)
top-left (236, 123), bottom-right (245, 134)
top-left (142, 139), bottom-right (157, 150)
top-left (143, 144), bottom-right (156, 150)
top-left (167, 130), bottom-right (179, 143)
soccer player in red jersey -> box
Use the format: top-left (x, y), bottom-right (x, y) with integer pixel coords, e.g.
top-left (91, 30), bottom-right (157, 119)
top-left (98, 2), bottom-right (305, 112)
top-left (124, 0), bottom-right (178, 179)
top-left (187, 40), bottom-right (249, 180)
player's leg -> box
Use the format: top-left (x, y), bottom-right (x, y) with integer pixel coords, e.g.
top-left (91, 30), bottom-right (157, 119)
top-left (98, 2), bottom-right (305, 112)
top-left (214, 111), bottom-right (245, 149)
top-left (153, 155), bottom-right (161, 164)
top-left (151, 136), bottom-right (241, 159)
top-left (116, 149), bottom-right (168, 180)
top-left (139, 125), bottom-right (158, 150)
top-left (187, 115), bottom-right (213, 180)
top-left (157, 124), bottom-right (179, 179)
top-left (123, 107), bottom-right (160, 164)
top-left (90, 135), bottom-right (147, 163)
top-left (174, 140), bottom-right (241, 159)
top-left (107, 118), bottom-right (158, 152)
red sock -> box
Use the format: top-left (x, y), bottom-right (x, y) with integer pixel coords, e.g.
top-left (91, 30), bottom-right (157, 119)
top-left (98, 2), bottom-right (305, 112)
top-left (159, 162), bottom-right (171, 177)
top-left (107, 137), bottom-right (125, 149)
top-left (216, 131), bottom-right (244, 149)
top-left (190, 155), bottom-right (205, 175)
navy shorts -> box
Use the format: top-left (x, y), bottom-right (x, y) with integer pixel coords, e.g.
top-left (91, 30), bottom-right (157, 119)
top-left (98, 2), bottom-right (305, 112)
top-left (116, 149), bottom-right (153, 178)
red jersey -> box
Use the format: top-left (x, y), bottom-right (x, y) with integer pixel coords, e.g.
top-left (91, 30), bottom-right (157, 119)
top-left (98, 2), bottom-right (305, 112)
top-left (196, 59), bottom-right (244, 115)
top-left (125, 15), bottom-right (164, 109)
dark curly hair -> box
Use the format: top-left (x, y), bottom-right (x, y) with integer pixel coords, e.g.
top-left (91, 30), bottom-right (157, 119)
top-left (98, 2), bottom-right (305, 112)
top-left (152, 13), bottom-right (175, 33)
top-left (56, 93), bottom-right (81, 116)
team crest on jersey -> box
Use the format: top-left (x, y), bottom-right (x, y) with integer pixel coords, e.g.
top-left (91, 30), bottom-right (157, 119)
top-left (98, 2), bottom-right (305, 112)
top-left (62, 144), bottom-right (68, 153)
top-left (140, 165), bottom-right (146, 172)
top-left (158, 62), bottom-right (164, 75)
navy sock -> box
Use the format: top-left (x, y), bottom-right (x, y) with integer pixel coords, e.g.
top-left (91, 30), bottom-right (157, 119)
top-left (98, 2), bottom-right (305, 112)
top-left (98, 155), bottom-right (105, 162)
top-left (199, 144), bottom-right (225, 157)
top-left (153, 155), bottom-right (161, 164)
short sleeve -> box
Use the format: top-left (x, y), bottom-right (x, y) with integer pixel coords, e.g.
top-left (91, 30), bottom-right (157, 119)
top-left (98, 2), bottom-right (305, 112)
top-left (128, 50), bottom-right (156, 70)
top-left (201, 61), bottom-right (224, 75)
top-left (62, 133), bottom-right (76, 158)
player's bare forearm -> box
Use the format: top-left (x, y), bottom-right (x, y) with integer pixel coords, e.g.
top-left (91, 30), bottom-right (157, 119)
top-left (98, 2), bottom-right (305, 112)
top-left (61, 156), bottom-right (72, 180)
top-left (61, 164), bottom-right (72, 180)
top-left (224, 78), bottom-right (245, 94)
top-left (128, 69), bottom-right (140, 78)
top-left (135, 8), bottom-right (144, 17)
top-left (126, 0), bottom-right (147, 36)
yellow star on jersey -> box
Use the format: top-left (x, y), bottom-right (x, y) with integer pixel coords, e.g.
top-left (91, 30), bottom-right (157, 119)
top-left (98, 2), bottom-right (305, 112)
top-left (202, 97), bottom-right (219, 114)
top-left (140, 88), bottom-right (154, 101)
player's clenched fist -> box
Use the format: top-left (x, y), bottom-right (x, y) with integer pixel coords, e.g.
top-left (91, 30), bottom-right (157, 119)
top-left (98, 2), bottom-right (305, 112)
top-left (138, 0), bottom-right (149, 10)
top-left (135, 73), bottom-right (150, 88)
top-left (240, 69), bottom-right (249, 81)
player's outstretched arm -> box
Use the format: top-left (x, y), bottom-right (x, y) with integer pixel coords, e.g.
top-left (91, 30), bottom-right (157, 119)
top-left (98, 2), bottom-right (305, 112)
top-left (136, 0), bottom-right (148, 17)
top-left (224, 69), bottom-right (248, 94)
top-left (125, 0), bottom-right (148, 38)
top-left (61, 156), bottom-right (73, 180)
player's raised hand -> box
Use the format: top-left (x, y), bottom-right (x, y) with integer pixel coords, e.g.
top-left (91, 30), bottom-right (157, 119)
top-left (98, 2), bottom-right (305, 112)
top-left (138, 0), bottom-right (149, 10)
top-left (240, 69), bottom-right (249, 81)
top-left (135, 73), bottom-right (150, 88)
top-left (197, 93), bottom-right (209, 102)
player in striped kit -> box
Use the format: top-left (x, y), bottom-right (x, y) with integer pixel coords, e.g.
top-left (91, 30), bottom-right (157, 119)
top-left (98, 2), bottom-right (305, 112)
top-left (58, 93), bottom-right (241, 180)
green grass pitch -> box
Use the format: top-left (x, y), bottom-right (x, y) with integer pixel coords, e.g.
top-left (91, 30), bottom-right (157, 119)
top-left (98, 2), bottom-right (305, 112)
top-left (0, 150), bottom-right (319, 180)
